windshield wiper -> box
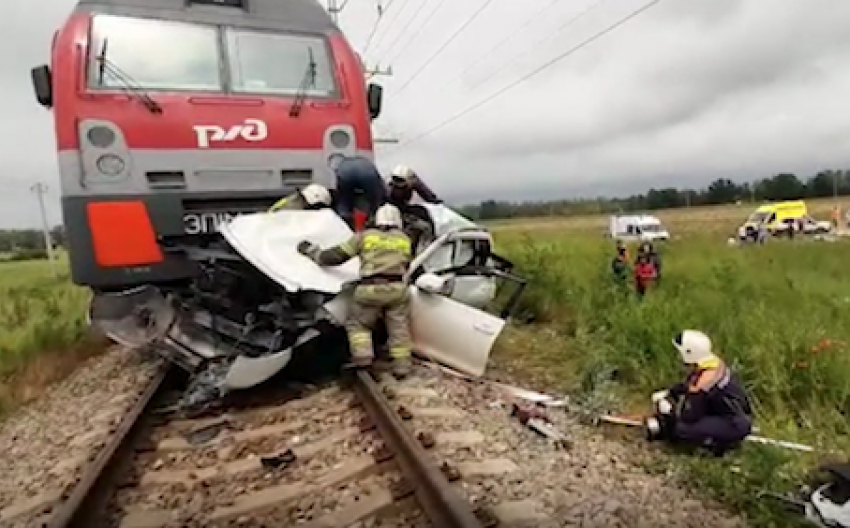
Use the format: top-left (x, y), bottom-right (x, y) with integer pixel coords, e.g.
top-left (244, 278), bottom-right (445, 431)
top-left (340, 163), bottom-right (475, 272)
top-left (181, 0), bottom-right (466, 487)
top-left (289, 49), bottom-right (317, 118)
top-left (96, 39), bottom-right (163, 114)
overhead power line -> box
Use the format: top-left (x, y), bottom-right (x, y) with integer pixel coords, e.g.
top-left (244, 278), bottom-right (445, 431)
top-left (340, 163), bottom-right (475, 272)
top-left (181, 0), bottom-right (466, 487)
top-left (361, 1), bottom-right (392, 53)
top-left (395, 0), bottom-right (663, 149)
top-left (366, 0), bottom-right (413, 55)
top-left (373, 0), bottom-right (432, 59)
top-left (450, 0), bottom-right (562, 85)
top-left (394, 0), bottom-right (497, 95)
top-left (380, 0), bottom-right (451, 66)
top-left (466, 0), bottom-right (608, 93)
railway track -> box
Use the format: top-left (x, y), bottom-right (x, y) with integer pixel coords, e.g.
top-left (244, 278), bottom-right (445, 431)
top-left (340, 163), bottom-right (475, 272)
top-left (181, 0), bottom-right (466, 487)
top-left (13, 361), bottom-right (553, 528)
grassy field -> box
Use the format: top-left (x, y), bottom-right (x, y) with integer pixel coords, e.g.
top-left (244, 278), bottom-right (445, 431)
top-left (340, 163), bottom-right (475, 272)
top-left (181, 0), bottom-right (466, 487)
top-left (489, 196), bottom-right (843, 235)
top-left (491, 197), bottom-right (850, 526)
top-left (0, 258), bottom-right (101, 416)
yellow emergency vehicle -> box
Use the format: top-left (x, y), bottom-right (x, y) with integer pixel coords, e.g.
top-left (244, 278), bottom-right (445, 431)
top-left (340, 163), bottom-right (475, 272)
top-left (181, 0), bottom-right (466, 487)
top-left (739, 200), bottom-right (830, 238)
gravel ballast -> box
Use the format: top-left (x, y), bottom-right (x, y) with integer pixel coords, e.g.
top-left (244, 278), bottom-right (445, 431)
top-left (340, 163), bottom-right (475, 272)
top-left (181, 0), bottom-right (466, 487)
top-left (390, 363), bottom-right (746, 528)
top-left (0, 349), bottom-right (746, 527)
top-left (0, 346), bottom-right (160, 526)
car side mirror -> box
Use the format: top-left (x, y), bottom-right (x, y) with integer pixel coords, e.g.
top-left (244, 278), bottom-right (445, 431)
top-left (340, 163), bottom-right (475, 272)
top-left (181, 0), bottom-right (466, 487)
top-left (414, 272), bottom-right (449, 294)
top-left (31, 65), bottom-right (53, 108)
top-left (367, 83), bottom-right (383, 120)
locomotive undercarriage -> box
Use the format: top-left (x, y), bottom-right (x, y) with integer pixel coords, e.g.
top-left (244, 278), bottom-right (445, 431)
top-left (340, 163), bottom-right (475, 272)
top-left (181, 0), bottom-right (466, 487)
top-left (89, 240), bottom-right (349, 414)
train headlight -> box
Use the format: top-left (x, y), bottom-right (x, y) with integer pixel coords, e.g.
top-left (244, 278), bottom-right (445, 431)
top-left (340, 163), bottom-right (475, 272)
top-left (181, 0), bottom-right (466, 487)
top-left (87, 126), bottom-right (117, 148)
top-left (96, 154), bottom-right (125, 176)
top-left (328, 153), bottom-right (345, 170)
top-left (329, 130), bottom-right (351, 149)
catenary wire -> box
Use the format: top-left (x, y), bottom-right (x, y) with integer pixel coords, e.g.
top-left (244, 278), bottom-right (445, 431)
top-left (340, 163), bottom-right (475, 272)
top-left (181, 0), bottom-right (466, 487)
top-left (466, 0), bottom-right (608, 93)
top-left (373, 0), bottom-right (434, 61)
top-left (366, 0), bottom-right (413, 55)
top-left (449, 0), bottom-right (562, 86)
top-left (393, 0), bottom-right (498, 95)
top-left (380, 0), bottom-right (451, 67)
top-left (361, 1), bottom-right (396, 53)
top-left (394, 0), bottom-right (663, 150)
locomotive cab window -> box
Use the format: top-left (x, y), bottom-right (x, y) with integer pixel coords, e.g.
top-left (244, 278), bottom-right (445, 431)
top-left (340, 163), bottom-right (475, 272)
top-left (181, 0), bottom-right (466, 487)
top-left (225, 30), bottom-right (338, 97)
top-left (87, 15), bottom-right (222, 92)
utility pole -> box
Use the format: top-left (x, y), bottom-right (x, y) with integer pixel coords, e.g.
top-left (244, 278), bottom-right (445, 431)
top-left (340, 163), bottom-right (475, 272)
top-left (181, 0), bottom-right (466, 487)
top-left (30, 182), bottom-right (57, 277)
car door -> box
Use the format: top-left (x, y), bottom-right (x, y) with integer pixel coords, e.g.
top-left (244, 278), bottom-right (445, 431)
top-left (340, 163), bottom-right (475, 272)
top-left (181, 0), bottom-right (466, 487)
top-left (406, 229), bottom-right (526, 377)
top-left (408, 288), bottom-right (506, 377)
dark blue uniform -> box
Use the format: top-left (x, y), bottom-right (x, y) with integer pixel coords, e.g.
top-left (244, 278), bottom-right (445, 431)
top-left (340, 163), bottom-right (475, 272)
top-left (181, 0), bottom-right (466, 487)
top-left (668, 359), bottom-right (753, 453)
top-left (334, 156), bottom-right (388, 229)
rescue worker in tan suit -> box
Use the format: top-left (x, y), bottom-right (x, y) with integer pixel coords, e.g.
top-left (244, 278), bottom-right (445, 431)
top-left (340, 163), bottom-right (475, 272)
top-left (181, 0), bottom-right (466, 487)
top-left (297, 204), bottom-right (413, 379)
top-left (268, 183), bottom-right (332, 212)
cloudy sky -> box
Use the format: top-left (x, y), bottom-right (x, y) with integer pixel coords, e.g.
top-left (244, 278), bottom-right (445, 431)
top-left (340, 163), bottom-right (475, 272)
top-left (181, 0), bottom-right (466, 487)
top-left (3, 0), bottom-right (850, 227)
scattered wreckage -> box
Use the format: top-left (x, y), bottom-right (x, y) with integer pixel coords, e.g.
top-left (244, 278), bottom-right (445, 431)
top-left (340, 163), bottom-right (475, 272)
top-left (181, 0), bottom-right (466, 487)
top-left (88, 204), bottom-right (527, 411)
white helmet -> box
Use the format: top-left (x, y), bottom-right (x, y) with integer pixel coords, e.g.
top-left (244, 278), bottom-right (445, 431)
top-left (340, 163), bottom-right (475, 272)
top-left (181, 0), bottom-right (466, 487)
top-left (374, 204), bottom-right (402, 228)
top-left (390, 164), bottom-right (415, 187)
top-left (672, 330), bottom-right (714, 365)
top-left (299, 183), bottom-right (331, 207)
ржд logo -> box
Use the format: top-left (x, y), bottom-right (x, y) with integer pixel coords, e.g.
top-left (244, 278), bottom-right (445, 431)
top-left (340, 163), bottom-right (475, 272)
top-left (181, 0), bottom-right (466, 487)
top-left (193, 118), bottom-right (268, 148)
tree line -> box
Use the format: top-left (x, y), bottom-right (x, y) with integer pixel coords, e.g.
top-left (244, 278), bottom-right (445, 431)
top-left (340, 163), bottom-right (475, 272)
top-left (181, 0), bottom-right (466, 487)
top-left (1, 169), bottom-right (848, 259)
top-left (0, 226), bottom-right (64, 261)
top-left (457, 169), bottom-right (850, 220)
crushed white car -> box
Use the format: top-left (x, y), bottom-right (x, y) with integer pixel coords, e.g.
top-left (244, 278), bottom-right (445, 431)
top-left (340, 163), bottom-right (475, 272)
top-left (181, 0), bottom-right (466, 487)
top-left (88, 204), bottom-right (526, 411)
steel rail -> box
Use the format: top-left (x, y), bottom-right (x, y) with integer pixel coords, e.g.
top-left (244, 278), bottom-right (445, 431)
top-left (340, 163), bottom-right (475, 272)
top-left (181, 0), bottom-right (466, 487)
top-left (351, 369), bottom-right (483, 528)
top-left (46, 362), bottom-right (175, 528)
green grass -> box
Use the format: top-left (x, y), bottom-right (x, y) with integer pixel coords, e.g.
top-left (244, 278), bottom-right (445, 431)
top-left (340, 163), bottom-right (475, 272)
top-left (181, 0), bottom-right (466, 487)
top-left (494, 230), bottom-right (850, 526)
top-left (0, 258), bottom-right (98, 415)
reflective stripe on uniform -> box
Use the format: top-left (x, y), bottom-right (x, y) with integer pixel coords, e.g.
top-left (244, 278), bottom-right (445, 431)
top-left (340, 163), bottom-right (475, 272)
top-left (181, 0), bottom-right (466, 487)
top-left (389, 345), bottom-right (410, 359)
top-left (268, 197), bottom-right (289, 212)
top-left (338, 237), bottom-right (359, 257)
top-left (349, 331), bottom-right (371, 346)
top-left (348, 330), bottom-right (373, 358)
top-left (362, 234), bottom-right (411, 255)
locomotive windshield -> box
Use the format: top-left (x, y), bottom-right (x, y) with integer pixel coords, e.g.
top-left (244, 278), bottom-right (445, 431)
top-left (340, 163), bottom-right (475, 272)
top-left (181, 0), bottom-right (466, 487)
top-left (87, 14), bottom-right (337, 97)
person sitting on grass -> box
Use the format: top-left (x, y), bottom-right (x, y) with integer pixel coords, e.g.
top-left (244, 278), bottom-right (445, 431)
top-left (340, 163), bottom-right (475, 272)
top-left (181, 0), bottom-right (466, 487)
top-left (647, 330), bottom-right (754, 457)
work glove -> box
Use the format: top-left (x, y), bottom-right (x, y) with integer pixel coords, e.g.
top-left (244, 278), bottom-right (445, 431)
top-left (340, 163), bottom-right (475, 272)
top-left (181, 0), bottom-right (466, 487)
top-left (651, 390), bottom-right (669, 403)
top-left (297, 240), bottom-right (318, 256)
top-left (651, 390), bottom-right (673, 415)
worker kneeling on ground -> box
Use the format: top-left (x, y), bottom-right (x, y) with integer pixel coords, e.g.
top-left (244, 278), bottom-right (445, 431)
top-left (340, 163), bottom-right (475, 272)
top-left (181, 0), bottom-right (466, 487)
top-left (297, 204), bottom-right (413, 379)
top-left (268, 183), bottom-right (332, 212)
top-left (645, 330), bottom-right (753, 456)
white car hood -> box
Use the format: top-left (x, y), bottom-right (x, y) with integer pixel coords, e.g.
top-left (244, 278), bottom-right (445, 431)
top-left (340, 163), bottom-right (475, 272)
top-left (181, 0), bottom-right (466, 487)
top-left (219, 209), bottom-right (361, 293)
